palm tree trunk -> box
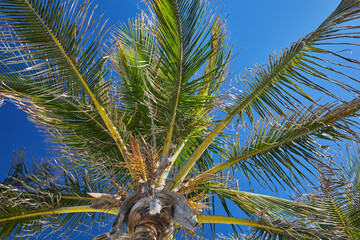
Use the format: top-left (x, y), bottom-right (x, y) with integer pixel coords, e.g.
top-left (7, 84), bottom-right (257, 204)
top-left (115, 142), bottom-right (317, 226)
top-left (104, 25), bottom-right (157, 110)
top-left (127, 204), bottom-right (174, 240)
top-left (133, 224), bottom-right (158, 240)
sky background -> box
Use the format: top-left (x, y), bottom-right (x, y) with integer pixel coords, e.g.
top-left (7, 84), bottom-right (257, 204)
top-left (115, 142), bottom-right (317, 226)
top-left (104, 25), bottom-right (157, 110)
top-left (0, 0), bottom-right (348, 238)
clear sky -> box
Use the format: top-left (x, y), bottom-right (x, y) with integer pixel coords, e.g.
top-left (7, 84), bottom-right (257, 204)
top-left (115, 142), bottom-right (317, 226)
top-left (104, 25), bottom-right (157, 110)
top-left (0, 0), bottom-right (347, 238)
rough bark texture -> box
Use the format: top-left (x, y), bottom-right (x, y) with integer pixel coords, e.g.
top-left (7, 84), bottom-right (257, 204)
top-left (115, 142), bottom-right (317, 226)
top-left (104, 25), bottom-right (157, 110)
top-left (133, 225), bottom-right (158, 240)
top-left (127, 203), bottom-right (174, 240)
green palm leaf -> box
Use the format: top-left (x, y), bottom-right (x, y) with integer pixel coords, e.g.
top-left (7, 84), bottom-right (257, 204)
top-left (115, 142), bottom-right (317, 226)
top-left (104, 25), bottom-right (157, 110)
top-left (0, 150), bottom-right (122, 239)
top-left (199, 99), bottom-right (360, 190)
top-left (191, 180), bottom-right (327, 239)
top-left (250, 146), bottom-right (360, 239)
top-left (309, 147), bottom-right (360, 239)
top-left (139, 0), bottom-right (231, 156)
top-left (202, 182), bottom-right (321, 220)
top-left (171, 0), bottom-right (360, 188)
top-left (111, 0), bottom-right (231, 184)
top-left (0, 0), bottom-right (129, 162)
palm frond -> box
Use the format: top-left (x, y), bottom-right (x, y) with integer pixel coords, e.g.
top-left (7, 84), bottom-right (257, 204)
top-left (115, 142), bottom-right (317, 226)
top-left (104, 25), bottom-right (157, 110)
top-left (344, 144), bottom-right (360, 188)
top-left (178, 177), bottom-right (325, 238)
top-left (0, 0), bottom-right (129, 162)
top-left (111, 13), bottom-right (158, 143)
top-left (197, 98), bottom-right (360, 190)
top-left (303, 148), bottom-right (360, 239)
top-left (234, 0), bottom-right (360, 119)
top-left (248, 217), bottom-right (338, 240)
top-left (0, 149), bottom-right (124, 239)
top-left (170, 0), bottom-right (360, 189)
top-left (202, 182), bottom-right (321, 220)
top-left (112, 0), bottom-right (231, 185)
top-left (252, 146), bottom-right (360, 240)
top-left (197, 215), bottom-right (328, 239)
top-left (140, 0), bottom-right (231, 155)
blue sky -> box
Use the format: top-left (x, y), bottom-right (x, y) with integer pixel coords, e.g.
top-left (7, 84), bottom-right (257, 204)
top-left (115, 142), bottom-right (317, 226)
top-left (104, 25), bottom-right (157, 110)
top-left (0, 0), bottom-right (348, 238)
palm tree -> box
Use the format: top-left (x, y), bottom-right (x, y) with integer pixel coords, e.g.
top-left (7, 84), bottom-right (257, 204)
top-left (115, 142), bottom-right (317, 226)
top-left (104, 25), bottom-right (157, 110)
top-left (0, 0), bottom-right (360, 239)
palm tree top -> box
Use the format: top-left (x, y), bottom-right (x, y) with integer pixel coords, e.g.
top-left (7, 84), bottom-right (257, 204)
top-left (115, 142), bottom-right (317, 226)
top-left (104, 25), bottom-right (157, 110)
top-left (1, 0), bottom-right (360, 239)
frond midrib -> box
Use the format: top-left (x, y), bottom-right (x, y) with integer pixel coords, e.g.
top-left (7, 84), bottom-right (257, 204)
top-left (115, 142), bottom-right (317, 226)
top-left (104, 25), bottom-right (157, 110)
top-left (204, 99), bottom-right (360, 175)
top-left (0, 205), bottom-right (118, 223)
top-left (22, 0), bottom-right (129, 161)
top-left (162, 0), bottom-right (184, 157)
top-left (197, 215), bottom-right (316, 239)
